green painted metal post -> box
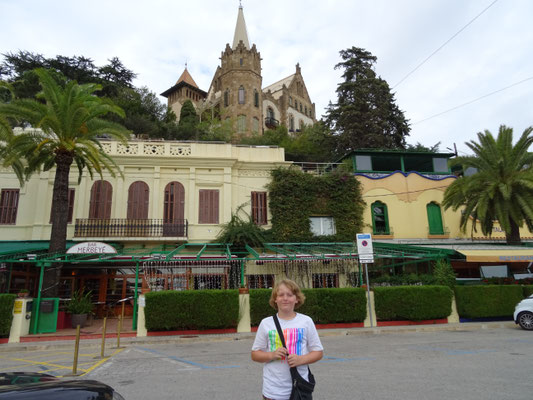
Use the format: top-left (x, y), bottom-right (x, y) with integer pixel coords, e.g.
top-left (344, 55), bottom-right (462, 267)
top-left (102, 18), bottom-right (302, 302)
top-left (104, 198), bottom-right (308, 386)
top-left (30, 262), bottom-right (47, 334)
top-left (240, 259), bottom-right (244, 287)
top-left (132, 261), bottom-right (139, 330)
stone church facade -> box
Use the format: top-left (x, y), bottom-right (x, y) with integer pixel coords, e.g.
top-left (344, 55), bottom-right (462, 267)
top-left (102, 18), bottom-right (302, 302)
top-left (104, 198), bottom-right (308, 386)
top-left (161, 6), bottom-right (316, 136)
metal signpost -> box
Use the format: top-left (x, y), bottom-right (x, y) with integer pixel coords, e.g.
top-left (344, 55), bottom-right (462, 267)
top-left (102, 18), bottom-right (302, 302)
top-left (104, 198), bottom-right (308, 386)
top-left (356, 233), bottom-right (374, 327)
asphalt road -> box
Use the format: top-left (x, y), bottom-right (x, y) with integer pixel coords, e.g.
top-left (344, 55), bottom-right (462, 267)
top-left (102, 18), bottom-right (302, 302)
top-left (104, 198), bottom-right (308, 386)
top-left (1, 324), bottom-right (531, 399)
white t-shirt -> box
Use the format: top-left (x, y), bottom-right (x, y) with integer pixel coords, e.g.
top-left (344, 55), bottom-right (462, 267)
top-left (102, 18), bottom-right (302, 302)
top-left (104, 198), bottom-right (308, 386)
top-left (252, 313), bottom-right (323, 400)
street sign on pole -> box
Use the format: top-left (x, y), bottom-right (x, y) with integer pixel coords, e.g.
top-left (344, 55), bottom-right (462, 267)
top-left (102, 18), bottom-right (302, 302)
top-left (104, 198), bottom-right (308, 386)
top-left (356, 233), bottom-right (374, 263)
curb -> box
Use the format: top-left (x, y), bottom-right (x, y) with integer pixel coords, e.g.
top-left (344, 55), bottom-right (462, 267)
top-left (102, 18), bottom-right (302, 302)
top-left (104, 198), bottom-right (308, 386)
top-left (0, 321), bottom-right (518, 353)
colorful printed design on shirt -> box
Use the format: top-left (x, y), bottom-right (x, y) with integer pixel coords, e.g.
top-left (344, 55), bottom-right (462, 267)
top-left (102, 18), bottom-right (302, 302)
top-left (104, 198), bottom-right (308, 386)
top-left (267, 328), bottom-right (305, 361)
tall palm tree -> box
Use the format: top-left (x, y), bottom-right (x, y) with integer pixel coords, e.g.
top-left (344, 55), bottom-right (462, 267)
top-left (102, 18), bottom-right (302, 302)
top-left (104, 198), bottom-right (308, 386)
top-left (0, 68), bottom-right (130, 295)
top-left (443, 125), bottom-right (533, 245)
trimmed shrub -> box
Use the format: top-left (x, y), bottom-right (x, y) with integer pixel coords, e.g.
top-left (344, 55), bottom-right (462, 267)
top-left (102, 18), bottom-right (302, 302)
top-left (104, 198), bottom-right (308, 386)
top-left (249, 288), bottom-right (367, 326)
top-left (454, 285), bottom-right (523, 318)
top-left (144, 290), bottom-right (239, 331)
top-left (522, 285), bottom-right (533, 298)
top-left (0, 294), bottom-right (16, 337)
top-left (374, 286), bottom-right (453, 321)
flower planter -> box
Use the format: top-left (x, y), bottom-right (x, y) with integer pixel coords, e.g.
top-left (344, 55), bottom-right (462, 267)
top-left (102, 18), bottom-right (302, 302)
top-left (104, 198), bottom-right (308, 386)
top-left (71, 313), bottom-right (88, 329)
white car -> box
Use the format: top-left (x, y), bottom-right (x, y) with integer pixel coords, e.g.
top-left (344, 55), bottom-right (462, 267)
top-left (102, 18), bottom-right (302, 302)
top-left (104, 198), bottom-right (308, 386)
top-left (514, 295), bottom-right (533, 330)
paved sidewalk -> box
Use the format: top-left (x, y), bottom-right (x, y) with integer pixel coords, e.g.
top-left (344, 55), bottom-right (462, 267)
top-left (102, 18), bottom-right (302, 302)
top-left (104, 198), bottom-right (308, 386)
top-left (0, 320), bottom-right (518, 352)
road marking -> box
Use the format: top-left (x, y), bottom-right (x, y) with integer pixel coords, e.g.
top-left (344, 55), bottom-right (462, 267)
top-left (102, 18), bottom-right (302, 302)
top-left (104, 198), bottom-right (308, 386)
top-left (135, 347), bottom-right (239, 369)
top-left (320, 356), bottom-right (374, 363)
top-left (82, 348), bottom-right (125, 376)
top-left (408, 345), bottom-right (497, 355)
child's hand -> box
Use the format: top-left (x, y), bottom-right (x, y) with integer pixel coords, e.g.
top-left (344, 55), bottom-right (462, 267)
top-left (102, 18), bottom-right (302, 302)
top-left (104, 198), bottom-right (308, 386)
top-left (271, 347), bottom-right (288, 361)
top-left (287, 354), bottom-right (304, 367)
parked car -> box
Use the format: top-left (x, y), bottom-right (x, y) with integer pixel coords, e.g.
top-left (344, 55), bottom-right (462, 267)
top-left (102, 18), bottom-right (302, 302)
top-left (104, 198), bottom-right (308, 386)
top-left (514, 294), bottom-right (533, 330)
top-left (0, 373), bottom-right (125, 399)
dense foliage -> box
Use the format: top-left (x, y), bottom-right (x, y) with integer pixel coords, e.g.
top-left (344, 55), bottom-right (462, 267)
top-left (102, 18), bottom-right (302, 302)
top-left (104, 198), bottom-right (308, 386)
top-left (454, 285), bottom-right (524, 318)
top-left (249, 288), bottom-right (367, 326)
top-left (144, 290), bottom-right (239, 330)
top-left (0, 294), bottom-right (16, 337)
top-left (268, 167), bottom-right (365, 242)
top-left (325, 47), bottom-right (410, 155)
top-left (443, 125), bottom-right (533, 245)
top-left (0, 51), bottom-right (177, 138)
top-left (374, 286), bottom-right (453, 321)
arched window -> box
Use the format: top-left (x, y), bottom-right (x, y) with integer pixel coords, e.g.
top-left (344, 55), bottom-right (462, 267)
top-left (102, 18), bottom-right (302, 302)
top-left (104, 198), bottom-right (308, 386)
top-left (252, 117), bottom-right (259, 134)
top-left (371, 201), bottom-right (389, 235)
top-left (427, 202), bottom-right (444, 235)
top-left (294, 100), bottom-right (298, 110)
top-left (267, 107), bottom-right (275, 120)
top-left (237, 115), bottom-right (246, 133)
top-left (224, 90), bottom-right (229, 107)
top-left (89, 180), bottom-right (112, 219)
top-left (254, 90), bottom-right (259, 107)
top-left (127, 181), bottom-right (149, 219)
top-left (300, 103), bottom-right (303, 112)
top-left (238, 86), bottom-right (245, 104)
top-left (304, 106), bottom-right (307, 115)
top-left (289, 96), bottom-right (293, 106)
top-left (289, 115), bottom-right (294, 132)
top-left (163, 182), bottom-right (185, 236)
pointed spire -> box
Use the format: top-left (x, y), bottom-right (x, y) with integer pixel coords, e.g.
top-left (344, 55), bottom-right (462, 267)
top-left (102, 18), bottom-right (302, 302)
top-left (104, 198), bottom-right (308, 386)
top-left (232, 4), bottom-right (250, 50)
top-left (176, 66), bottom-right (199, 88)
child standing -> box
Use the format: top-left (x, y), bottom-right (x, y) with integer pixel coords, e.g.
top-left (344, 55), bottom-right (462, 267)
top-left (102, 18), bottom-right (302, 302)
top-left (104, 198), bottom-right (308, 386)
top-left (251, 279), bottom-right (323, 400)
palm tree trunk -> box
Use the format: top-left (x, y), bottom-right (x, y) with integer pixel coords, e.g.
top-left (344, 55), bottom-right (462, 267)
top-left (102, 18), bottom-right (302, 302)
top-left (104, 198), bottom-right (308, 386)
top-left (43, 150), bottom-right (73, 297)
top-left (506, 219), bottom-right (521, 246)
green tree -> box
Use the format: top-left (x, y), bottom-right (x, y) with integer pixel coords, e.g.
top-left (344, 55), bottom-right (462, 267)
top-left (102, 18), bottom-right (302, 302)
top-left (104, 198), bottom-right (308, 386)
top-left (325, 47), bottom-right (410, 154)
top-left (0, 68), bottom-right (130, 295)
top-left (442, 125), bottom-right (533, 245)
top-left (176, 100), bottom-right (199, 140)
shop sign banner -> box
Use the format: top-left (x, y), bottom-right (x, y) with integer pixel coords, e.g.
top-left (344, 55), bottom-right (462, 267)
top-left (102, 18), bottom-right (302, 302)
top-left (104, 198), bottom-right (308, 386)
top-left (67, 242), bottom-right (117, 254)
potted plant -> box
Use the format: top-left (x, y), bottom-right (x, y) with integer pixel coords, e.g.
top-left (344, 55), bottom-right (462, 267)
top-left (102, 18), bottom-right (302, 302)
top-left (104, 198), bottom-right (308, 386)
top-left (17, 289), bottom-right (30, 298)
top-left (66, 290), bottom-right (94, 328)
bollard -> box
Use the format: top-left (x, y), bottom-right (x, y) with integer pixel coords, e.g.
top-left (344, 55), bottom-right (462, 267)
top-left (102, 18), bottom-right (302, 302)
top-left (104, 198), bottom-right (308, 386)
top-left (116, 316), bottom-right (122, 348)
top-left (100, 317), bottom-right (107, 358)
top-left (72, 325), bottom-right (81, 375)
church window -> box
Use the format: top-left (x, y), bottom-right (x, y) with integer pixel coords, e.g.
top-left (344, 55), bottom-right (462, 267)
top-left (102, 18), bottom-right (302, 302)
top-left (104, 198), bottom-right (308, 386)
top-left (289, 96), bottom-right (293, 106)
top-left (224, 90), bottom-right (229, 107)
top-left (237, 115), bottom-right (246, 133)
top-left (300, 103), bottom-right (303, 112)
top-left (254, 90), bottom-right (259, 107)
top-left (289, 115), bottom-right (294, 132)
top-left (252, 117), bottom-right (259, 134)
top-left (239, 86), bottom-right (245, 104)
top-left (305, 106), bottom-right (307, 115)
top-left (267, 107), bottom-right (275, 120)
top-left (240, 58), bottom-right (243, 66)
top-left (294, 100), bottom-right (298, 110)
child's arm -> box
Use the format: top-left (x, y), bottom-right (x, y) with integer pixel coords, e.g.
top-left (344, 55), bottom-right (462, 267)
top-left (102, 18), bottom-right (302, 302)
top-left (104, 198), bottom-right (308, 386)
top-left (251, 347), bottom-right (288, 363)
top-left (287, 350), bottom-right (323, 367)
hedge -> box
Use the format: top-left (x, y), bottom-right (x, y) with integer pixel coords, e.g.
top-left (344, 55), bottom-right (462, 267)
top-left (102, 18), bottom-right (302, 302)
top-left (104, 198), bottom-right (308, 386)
top-left (522, 285), bottom-right (533, 298)
top-left (144, 290), bottom-right (239, 331)
top-left (374, 286), bottom-right (453, 321)
top-left (454, 285), bottom-right (523, 318)
top-left (250, 288), bottom-right (367, 326)
top-left (0, 294), bottom-right (16, 337)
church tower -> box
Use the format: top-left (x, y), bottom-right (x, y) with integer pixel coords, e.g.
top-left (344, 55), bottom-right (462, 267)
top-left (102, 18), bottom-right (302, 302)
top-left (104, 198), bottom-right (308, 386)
top-left (207, 5), bottom-right (263, 136)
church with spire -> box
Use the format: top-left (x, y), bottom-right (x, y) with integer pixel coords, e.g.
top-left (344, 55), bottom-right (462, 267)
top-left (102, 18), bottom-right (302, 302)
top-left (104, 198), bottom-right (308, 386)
top-left (161, 5), bottom-right (316, 136)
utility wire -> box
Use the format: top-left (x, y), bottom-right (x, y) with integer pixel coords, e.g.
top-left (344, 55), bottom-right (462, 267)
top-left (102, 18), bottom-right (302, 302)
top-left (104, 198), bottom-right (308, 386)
top-left (412, 76), bottom-right (533, 125)
top-left (392, 0), bottom-right (499, 89)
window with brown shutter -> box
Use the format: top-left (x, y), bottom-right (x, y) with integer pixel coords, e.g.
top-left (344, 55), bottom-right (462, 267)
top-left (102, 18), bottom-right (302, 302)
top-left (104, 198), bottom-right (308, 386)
top-left (0, 189), bottom-right (19, 224)
top-left (251, 191), bottom-right (267, 225)
top-left (127, 181), bottom-right (149, 219)
top-left (50, 188), bottom-right (75, 224)
top-left (198, 189), bottom-right (219, 224)
top-left (89, 180), bottom-right (112, 219)
top-left (163, 182), bottom-right (185, 223)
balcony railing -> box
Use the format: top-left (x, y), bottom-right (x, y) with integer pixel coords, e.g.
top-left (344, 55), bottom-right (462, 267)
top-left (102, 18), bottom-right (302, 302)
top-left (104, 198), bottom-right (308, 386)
top-left (74, 219), bottom-right (188, 238)
top-left (265, 116), bottom-right (279, 129)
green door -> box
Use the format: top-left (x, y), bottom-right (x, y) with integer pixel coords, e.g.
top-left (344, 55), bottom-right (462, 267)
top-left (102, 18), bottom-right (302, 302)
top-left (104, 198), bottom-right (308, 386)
top-left (427, 203), bottom-right (444, 234)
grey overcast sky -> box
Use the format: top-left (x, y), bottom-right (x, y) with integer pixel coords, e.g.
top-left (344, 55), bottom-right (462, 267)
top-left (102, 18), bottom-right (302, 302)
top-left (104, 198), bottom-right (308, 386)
top-left (1, 0), bottom-right (532, 155)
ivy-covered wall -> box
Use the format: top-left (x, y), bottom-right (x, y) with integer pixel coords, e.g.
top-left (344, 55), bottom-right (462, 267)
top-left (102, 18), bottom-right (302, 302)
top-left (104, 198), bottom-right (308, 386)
top-left (268, 167), bottom-right (365, 242)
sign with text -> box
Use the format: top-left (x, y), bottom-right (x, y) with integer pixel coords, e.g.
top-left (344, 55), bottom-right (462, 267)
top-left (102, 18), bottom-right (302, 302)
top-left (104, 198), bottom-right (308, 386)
top-left (356, 233), bottom-right (374, 263)
top-left (67, 242), bottom-right (117, 254)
